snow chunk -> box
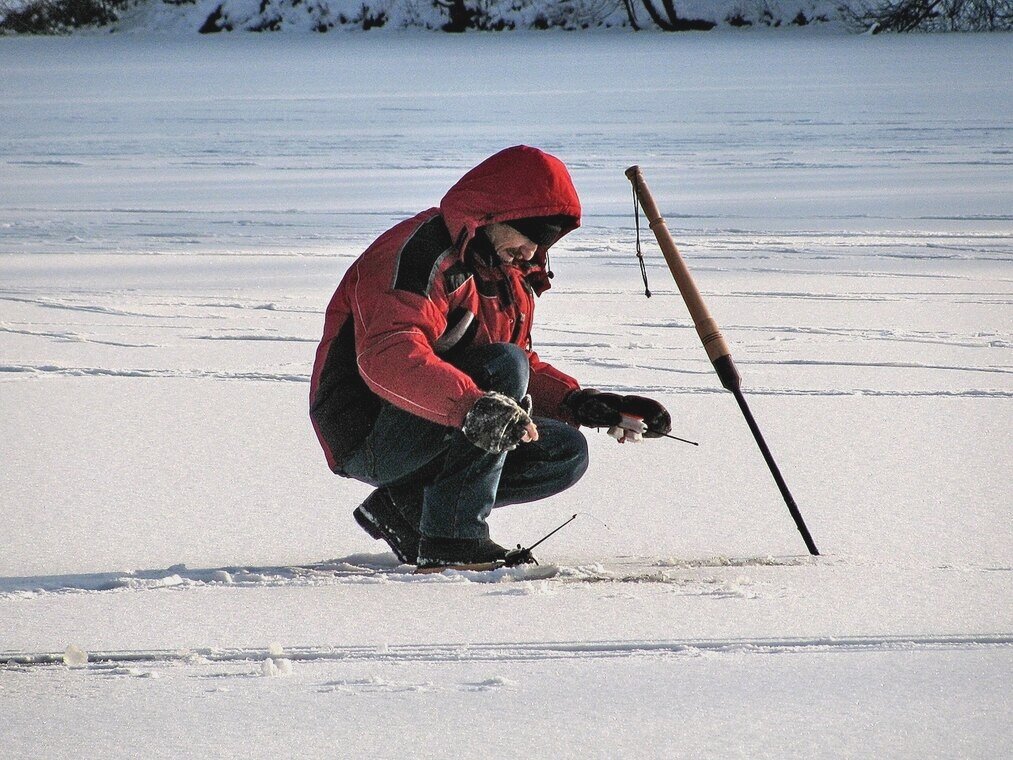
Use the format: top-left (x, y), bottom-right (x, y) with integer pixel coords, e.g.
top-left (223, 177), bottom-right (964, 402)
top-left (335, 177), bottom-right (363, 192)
top-left (63, 644), bottom-right (88, 667)
top-left (211, 570), bottom-right (234, 584)
top-left (261, 657), bottom-right (293, 677)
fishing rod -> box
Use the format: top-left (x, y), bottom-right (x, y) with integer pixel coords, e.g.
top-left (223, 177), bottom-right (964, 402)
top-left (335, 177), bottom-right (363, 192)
top-left (504, 513), bottom-right (579, 566)
top-left (625, 165), bottom-right (819, 556)
top-left (606, 412), bottom-right (698, 446)
top-left (664, 432), bottom-right (698, 446)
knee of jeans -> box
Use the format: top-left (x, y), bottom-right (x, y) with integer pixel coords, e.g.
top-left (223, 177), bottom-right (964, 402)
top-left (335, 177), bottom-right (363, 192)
top-left (565, 428), bottom-right (590, 488)
top-left (545, 425), bottom-right (589, 492)
top-left (482, 343), bottom-right (530, 399)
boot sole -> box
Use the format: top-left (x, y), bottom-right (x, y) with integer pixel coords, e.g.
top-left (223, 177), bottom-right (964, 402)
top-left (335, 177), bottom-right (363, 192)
top-left (414, 561), bottom-right (504, 574)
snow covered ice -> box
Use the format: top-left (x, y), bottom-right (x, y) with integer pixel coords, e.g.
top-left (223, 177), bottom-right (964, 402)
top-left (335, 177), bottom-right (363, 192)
top-left (1, 31), bottom-right (1011, 759)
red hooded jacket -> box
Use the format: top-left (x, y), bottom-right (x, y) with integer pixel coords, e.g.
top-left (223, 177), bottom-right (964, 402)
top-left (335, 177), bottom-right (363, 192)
top-left (310, 146), bottom-right (583, 473)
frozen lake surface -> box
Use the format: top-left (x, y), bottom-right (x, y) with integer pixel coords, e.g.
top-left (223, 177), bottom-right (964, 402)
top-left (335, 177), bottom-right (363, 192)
top-left (1, 32), bottom-right (1011, 759)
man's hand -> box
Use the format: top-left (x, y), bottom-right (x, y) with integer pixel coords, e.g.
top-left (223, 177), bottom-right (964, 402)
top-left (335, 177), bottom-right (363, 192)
top-left (520, 419), bottom-right (539, 443)
top-left (565, 389), bottom-right (672, 438)
top-left (462, 392), bottom-right (538, 453)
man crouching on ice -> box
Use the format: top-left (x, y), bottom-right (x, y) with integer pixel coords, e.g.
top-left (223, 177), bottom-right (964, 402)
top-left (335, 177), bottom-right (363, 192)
top-left (310, 145), bottom-right (672, 571)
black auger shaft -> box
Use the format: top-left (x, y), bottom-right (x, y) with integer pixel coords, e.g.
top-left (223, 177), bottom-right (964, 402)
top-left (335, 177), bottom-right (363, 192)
top-left (625, 165), bottom-right (819, 556)
top-left (731, 386), bottom-right (820, 556)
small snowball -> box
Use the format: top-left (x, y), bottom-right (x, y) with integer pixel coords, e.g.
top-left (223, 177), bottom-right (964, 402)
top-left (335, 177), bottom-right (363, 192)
top-left (63, 644), bottom-right (88, 667)
top-left (268, 642), bottom-right (284, 656)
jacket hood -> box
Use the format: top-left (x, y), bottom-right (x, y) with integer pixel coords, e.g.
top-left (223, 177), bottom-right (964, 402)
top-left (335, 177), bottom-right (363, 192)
top-left (440, 146), bottom-right (582, 262)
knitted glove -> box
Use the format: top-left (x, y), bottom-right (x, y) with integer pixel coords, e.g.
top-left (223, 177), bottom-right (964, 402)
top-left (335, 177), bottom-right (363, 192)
top-left (565, 388), bottom-right (672, 438)
top-left (462, 392), bottom-right (534, 453)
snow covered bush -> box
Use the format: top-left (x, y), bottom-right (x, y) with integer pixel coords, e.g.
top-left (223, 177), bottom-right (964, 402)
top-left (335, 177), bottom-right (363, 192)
top-left (186, 0), bottom-right (852, 32)
top-left (434, 0), bottom-right (626, 31)
top-left (0, 0), bottom-right (126, 32)
top-left (192, 0), bottom-right (634, 33)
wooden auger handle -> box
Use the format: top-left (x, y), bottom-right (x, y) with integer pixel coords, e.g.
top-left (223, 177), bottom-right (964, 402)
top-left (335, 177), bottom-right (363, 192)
top-left (625, 165), bottom-right (740, 391)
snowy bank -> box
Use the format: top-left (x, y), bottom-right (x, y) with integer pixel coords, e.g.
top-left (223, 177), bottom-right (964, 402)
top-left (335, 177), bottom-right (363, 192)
top-left (0, 0), bottom-right (894, 35)
top-left (5, 0), bottom-right (1011, 36)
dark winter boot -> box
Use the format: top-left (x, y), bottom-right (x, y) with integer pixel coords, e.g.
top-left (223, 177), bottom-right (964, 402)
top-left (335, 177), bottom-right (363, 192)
top-left (415, 535), bottom-right (510, 573)
top-left (352, 485), bottom-right (422, 565)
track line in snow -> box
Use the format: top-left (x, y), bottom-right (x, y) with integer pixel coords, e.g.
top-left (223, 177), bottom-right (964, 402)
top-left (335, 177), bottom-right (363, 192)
top-left (4, 634), bottom-right (1012, 669)
top-left (753, 359), bottom-right (1013, 375)
top-left (189, 333), bottom-right (317, 343)
top-left (622, 320), bottom-right (1010, 349)
top-left (565, 354), bottom-right (1013, 379)
top-left (0, 364), bottom-right (308, 383)
top-left (0, 295), bottom-right (183, 320)
top-left (597, 384), bottom-right (1013, 399)
top-left (721, 290), bottom-right (1013, 305)
top-left (0, 325), bottom-right (158, 348)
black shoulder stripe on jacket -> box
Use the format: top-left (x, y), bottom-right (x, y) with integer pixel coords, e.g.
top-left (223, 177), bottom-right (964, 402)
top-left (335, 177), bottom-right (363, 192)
top-left (391, 215), bottom-right (454, 297)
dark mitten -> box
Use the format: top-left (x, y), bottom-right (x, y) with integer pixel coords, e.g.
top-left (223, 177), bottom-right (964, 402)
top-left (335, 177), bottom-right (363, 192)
top-left (564, 389), bottom-right (625, 428)
top-left (566, 388), bottom-right (672, 438)
top-left (462, 392), bottom-right (533, 453)
top-left (618, 394), bottom-right (672, 438)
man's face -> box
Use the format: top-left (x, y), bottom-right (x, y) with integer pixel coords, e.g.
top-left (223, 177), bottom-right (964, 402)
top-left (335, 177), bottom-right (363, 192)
top-left (484, 223), bottom-right (538, 266)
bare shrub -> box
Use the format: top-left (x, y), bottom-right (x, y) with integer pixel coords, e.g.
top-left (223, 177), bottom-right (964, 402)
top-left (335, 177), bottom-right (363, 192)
top-left (845, 0), bottom-right (1013, 31)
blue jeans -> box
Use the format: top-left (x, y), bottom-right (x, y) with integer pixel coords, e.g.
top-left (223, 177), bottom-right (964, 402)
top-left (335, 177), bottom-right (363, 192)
top-left (341, 343), bottom-right (589, 540)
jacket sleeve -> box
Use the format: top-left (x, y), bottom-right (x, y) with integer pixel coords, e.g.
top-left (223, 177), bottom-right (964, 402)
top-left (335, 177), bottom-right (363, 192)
top-left (527, 349), bottom-right (580, 425)
top-left (350, 261), bottom-right (485, 428)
